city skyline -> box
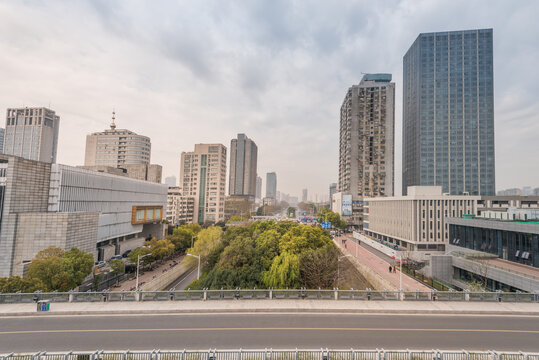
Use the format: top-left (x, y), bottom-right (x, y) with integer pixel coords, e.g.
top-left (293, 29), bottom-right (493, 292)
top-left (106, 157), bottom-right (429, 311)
top-left (1, 1), bottom-right (538, 196)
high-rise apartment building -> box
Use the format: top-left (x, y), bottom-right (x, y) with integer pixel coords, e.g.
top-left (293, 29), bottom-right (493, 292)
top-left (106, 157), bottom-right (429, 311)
top-left (256, 176), bottom-right (262, 200)
top-left (85, 113), bottom-right (151, 167)
top-left (180, 144), bottom-right (227, 224)
top-left (302, 189), bottom-right (308, 203)
top-left (338, 73), bottom-right (395, 227)
top-left (402, 29), bottom-right (495, 196)
top-left (3, 107), bottom-right (60, 163)
top-left (266, 172), bottom-right (277, 199)
top-left (229, 134), bottom-right (258, 198)
top-left (84, 112), bottom-right (163, 183)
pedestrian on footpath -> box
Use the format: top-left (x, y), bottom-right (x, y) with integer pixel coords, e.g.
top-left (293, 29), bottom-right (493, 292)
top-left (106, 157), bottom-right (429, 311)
top-left (393, 265), bottom-right (397, 273)
top-left (389, 265), bottom-right (392, 273)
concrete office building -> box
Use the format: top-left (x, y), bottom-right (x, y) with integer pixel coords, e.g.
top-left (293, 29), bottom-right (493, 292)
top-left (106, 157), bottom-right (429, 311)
top-left (338, 74), bottom-right (395, 228)
top-left (0, 154), bottom-right (167, 277)
top-left (180, 144), bottom-right (227, 224)
top-left (0, 128), bottom-right (4, 153)
top-left (3, 107), bottom-right (60, 163)
top-left (403, 29), bottom-right (495, 196)
top-left (229, 134), bottom-right (258, 199)
top-left (165, 176), bottom-right (177, 187)
top-left (256, 176), bottom-right (262, 200)
top-left (363, 186), bottom-right (479, 251)
top-left (79, 163), bottom-right (162, 183)
top-left (266, 172), bottom-right (277, 199)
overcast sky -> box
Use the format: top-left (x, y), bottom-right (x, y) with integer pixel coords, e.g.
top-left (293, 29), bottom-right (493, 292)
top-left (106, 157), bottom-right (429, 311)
top-left (1, 0), bottom-right (538, 199)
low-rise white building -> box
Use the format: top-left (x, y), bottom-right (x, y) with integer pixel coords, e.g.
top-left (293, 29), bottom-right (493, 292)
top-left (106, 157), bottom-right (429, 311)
top-left (364, 186), bottom-right (479, 251)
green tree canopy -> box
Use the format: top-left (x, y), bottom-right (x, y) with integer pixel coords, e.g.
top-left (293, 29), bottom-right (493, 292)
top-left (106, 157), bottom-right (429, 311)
top-left (263, 252), bottom-right (300, 288)
top-left (26, 246), bottom-right (93, 292)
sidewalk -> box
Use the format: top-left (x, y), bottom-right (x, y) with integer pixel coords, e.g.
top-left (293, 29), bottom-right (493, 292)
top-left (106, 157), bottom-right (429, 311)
top-left (335, 236), bottom-right (430, 292)
top-left (1, 299), bottom-right (538, 317)
top-left (115, 254), bottom-right (185, 291)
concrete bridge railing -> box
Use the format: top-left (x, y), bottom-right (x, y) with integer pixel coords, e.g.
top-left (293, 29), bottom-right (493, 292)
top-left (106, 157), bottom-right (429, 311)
top-left (0, 288), bottom-right (538, 304)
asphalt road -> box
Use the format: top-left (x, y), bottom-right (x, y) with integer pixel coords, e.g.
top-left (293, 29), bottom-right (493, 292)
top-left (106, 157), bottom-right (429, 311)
top-left (1, 313), bottom-right (538, 352)
top-left (168, 267), bottom-right (199, 290)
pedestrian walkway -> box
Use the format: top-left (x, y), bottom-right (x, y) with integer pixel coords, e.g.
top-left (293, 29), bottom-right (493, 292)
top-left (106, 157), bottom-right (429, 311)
top-left (115, 254), bottom-right (185, 291)
top-left (335, 236), bottom-right (430, 292)
top-left (0, 299), bottom-right (537, 317)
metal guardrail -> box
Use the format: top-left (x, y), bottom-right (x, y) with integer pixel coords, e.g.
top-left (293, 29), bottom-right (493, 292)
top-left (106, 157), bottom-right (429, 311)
top-left (1, 350), bottom-right (539, 360)
top-left (0, 289), bottom-right (538, 303)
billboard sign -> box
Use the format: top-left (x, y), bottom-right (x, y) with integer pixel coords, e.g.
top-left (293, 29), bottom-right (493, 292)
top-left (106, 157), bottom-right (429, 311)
top-left (342, 194), bottom-right (352, 216)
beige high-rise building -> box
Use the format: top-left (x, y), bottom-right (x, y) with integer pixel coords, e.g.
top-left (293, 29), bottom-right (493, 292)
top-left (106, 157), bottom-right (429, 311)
top-left (83, 112), bottom-right (162, 183)
top-left (338, 74), bottom-right (395, 228)
top-left (3, 107), bottom-right (60, 163)
top-left (180, 144), bottom-right (227, 224)
top-left (84, 112), bottom-right (151, 167)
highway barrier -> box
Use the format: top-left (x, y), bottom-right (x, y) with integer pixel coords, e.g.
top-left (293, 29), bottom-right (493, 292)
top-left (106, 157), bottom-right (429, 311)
top-left (0, 288), bottom-right (538, 303)
top-left (2, 349), bottom-right (539, 360)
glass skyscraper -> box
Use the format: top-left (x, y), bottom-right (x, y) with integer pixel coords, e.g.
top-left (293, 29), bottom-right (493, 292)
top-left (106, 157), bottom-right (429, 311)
top-left (402, 29), bottom-right (495, 195)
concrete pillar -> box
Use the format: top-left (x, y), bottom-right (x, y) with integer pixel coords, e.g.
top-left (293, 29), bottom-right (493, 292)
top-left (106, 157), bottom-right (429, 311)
top-left (334, 288), bottom-right (339, 300)
top-left (269, 289), bottom-right (273, 299)
top-left (68, 292), bottom-right (74, 303)
top-left (204, 289), bottom-right (207, 301)
top-left (464, 290), bottom-right (470, 301)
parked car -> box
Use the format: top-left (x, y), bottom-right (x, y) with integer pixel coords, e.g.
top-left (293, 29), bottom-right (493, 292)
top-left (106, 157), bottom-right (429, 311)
top-left (109, 255), bottom-right (123, 261)
top-left (121, 250), bottom-right (132, 258)
top-left (95, 261), bottom-right (106, 269)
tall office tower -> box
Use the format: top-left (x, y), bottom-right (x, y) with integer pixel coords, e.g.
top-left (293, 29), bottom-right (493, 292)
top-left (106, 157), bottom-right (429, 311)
top-left (402, 29), bottom-right (495, 196)
top-left (3, 107), bottom-right (60, 163)
top-left (180, 144), bottom-right (227, 224)
top-left (302, 189), bottom-right (308, 203)
top-left (338, 74), bottom-right (395, 228)
top-left (256, 176), bottom-right (262, 199)
top-left (266, 172), bottom-right (277, 199)
top-left (329, 183), bottom-right (337, 200)
top-left (84, 112), bottom-right (151, 167)
top-left (229, 134), bottom-right (258, 198)
top-left (165, 176), bottom-right (177, 187)
top-left (0, 128), bottom-right (4, 153)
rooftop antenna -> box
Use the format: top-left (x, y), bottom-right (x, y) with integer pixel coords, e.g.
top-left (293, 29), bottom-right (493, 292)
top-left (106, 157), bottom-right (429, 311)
top-left (110, 109), bottom-right (116, 130)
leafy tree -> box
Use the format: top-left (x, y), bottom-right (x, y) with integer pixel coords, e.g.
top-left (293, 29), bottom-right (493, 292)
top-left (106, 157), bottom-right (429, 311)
top-left (110, 259), bottom-right (125, 275)
top-left (279, 226), bottom-right (332, 254)
top-left (186, 226), bottom-right (223, 267)
top-left (26, 247), bottom-right (93, 292)
top-left (148, 238), bottom-right (175, 260)
top-left (128, 247), bottom-right (154, 266)
top-left (62, 248), bottom-right (94, 286)
top-left (227, 216), bottom-right (244, 223)
top-left (299, 245), bottom-right (339, 289)
top-left (0, 276), bottom-right (44, 293)
top-left (256, 229), bottom-right (281, 270)
top-left (263, 252), bottom-right (300, 288)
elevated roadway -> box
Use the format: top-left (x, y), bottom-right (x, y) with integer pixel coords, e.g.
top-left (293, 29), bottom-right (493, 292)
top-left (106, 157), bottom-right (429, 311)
top-left (1, 312), bottom-right (538, 352)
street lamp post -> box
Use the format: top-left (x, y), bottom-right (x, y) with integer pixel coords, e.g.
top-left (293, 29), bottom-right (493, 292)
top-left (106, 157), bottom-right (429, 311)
top-left (135, 253), bottom-right (151, 291)
top-left (187, 253), bottom-right (201, 280)
top-left (397, 255), bottom-right (403, 291)
top-left (337, 254), bottom-right (352, 288)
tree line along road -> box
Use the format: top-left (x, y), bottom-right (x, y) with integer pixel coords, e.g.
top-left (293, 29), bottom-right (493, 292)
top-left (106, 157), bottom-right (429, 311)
top-left (1, 313), bottom-right (538, 352)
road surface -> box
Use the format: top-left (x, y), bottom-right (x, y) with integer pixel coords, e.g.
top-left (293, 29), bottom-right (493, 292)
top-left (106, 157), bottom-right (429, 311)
top-left (168, 267), bottom-right (198, 290)
top-left (1, 313), bottom-right (538, 352)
